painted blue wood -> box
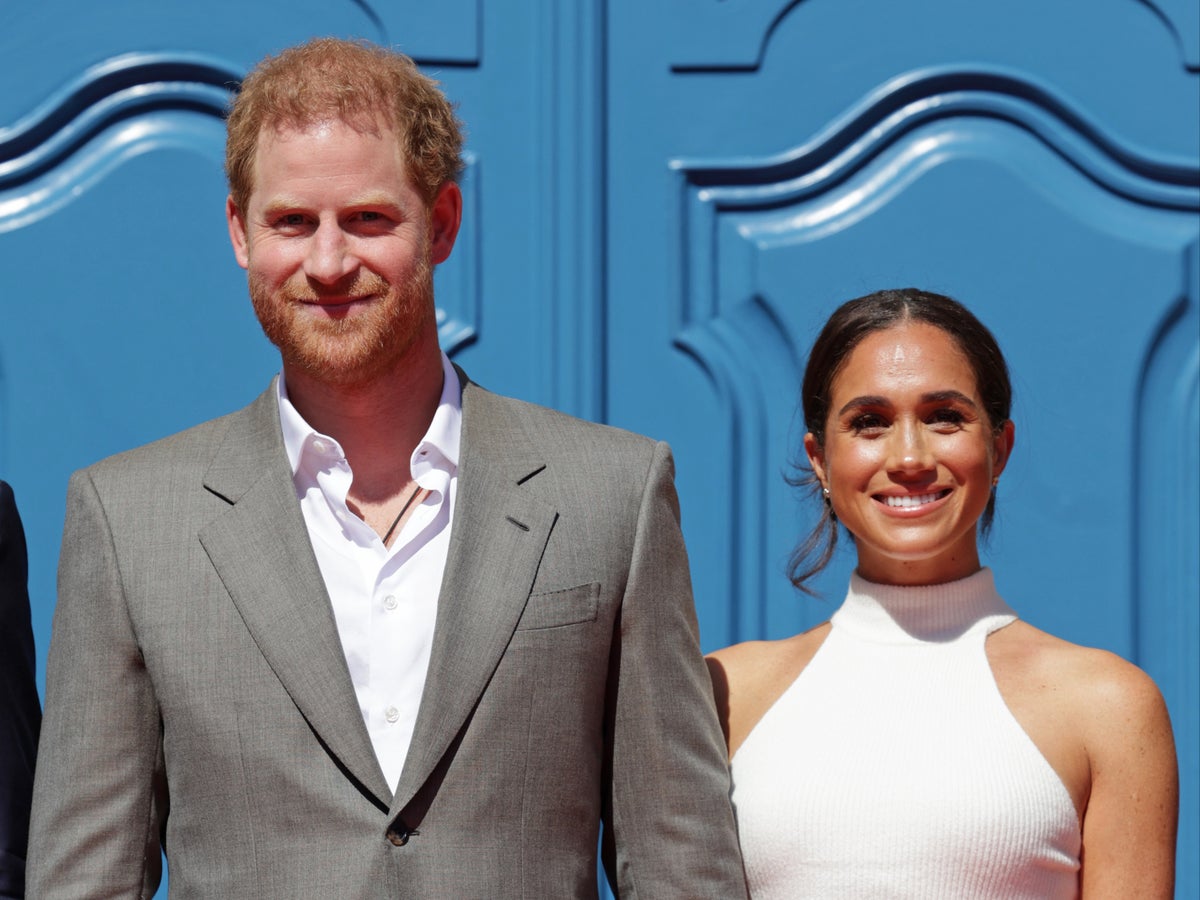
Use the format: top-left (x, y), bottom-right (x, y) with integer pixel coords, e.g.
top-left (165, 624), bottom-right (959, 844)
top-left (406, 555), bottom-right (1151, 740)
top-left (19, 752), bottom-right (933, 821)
top-left (608, 1), bottom-right (1198, 894)
top-left (0, 1), bottom-right (604, 894)
top-left (1, 0), bottom-right (1196, 894)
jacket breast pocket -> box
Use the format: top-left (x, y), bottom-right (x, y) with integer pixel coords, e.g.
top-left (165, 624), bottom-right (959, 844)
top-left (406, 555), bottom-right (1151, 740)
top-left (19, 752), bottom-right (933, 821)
top-left (514, 582), bottom-right (600, 631)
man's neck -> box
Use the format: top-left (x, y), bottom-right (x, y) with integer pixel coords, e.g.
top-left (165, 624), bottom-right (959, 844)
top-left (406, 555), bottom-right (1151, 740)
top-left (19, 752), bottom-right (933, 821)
top-left (283, 340), bottom-right (445, 505)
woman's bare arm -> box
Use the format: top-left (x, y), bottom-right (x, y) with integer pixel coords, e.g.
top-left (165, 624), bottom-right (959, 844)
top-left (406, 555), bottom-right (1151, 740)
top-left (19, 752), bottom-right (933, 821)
top-left (1077, 652), bottom-right (1178, 899)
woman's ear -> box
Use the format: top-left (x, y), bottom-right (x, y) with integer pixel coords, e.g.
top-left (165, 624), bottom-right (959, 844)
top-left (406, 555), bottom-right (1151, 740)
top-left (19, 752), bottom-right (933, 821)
top-left (804, 432), bottom-right (827, 491)
top-left (992, 419), bottom-right (1015, 478)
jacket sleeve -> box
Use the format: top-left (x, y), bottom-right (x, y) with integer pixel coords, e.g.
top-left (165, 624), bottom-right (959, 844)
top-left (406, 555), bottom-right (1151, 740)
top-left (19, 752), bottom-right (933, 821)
top-left (27, 470), bottom-right (164, 898)
top-left (0, 483), bottom-right (41, 900)
top-left (601, 441), bottom-right (748, 898)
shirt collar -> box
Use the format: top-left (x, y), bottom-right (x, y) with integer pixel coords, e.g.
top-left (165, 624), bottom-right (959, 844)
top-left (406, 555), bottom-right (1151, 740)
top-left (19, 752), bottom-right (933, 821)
top-left (277, 352), bottom-right (462, 478)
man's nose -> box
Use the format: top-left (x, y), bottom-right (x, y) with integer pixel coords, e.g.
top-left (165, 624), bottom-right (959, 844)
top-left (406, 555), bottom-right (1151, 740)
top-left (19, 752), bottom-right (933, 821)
top-left (303, 223), bottom-right (357, 284)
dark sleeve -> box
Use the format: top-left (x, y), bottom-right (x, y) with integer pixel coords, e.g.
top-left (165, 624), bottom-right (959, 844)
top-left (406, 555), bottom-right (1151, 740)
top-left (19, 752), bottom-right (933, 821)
top-left (0, 482), bottom-right (41, 899)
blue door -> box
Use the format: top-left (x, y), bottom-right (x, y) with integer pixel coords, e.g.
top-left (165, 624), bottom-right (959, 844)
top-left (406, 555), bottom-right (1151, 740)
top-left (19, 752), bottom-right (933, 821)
top-left (605, 1), bottom-right (1198, 893)
top-left (1, 1), bottom-right (1196, 894)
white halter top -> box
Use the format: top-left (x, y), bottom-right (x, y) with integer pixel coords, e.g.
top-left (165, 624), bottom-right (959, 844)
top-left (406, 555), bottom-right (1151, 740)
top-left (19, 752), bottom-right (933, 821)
top-left (730, 568), bottom-right (1081, 898)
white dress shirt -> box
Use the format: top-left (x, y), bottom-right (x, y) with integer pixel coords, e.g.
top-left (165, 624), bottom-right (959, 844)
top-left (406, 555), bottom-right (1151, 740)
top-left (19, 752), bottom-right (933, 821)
top-left (277, 354), bottom-right (461, 793)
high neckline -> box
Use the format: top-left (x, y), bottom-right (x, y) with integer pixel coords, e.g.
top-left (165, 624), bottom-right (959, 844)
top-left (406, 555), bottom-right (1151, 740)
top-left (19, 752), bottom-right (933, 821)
top-left (832, 568), bottom-right (1016, 645)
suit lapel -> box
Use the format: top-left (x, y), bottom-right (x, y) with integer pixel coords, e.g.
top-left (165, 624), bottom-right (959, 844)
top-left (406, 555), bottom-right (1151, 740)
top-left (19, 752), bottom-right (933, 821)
top-left (391, 378), bottom-right (556, 815)
top-left (198, 384), bottom-right (391, 808)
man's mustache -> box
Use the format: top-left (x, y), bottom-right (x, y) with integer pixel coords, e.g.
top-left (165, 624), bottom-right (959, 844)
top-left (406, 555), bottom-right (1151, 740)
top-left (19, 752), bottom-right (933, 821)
top-left (278, 272), bottom-right (392, 302)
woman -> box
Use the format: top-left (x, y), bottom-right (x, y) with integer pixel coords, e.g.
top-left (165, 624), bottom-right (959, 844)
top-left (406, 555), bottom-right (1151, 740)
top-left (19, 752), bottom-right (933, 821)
top-left (708, 289), bottom-right (1178, 898)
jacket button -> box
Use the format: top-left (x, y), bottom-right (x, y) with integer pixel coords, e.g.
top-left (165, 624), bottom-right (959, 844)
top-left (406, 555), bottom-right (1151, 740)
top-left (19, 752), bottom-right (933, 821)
top-left (386, 825), bottom-right (410, 847)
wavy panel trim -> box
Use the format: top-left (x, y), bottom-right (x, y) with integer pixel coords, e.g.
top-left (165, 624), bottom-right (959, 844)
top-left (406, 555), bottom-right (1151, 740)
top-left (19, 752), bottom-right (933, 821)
top-left (0, 51), bottom-right (480, 354)
top-left (0, 53), bottom-right (239, 190)
top-left (673, 67), bottom-right (1198, 203)
top-left (669, 67), bottom-right (1200, 644)
top-left (670, 0), bottom-right (1196, 73)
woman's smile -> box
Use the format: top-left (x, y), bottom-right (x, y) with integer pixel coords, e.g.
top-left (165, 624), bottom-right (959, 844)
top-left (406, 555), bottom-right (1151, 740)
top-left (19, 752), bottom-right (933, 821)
top-left (875, 488), bottom-right (952, 511)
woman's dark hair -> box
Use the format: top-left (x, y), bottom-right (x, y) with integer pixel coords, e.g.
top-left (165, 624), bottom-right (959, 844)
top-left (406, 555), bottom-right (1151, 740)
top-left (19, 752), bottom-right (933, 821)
top-left (788, 288), bottom-right (1013, 594)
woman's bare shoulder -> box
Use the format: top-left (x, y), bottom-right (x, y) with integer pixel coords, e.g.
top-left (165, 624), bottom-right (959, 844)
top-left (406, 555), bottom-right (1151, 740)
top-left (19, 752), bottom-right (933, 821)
top-left (991, 620), bottom-right (1167, 711)
top-left (990, 620), bottom-right (1175, 780)
top-left (991, 623), bottom-right (1178, 895)
top-left (707, 622), bottom-right (831, 758)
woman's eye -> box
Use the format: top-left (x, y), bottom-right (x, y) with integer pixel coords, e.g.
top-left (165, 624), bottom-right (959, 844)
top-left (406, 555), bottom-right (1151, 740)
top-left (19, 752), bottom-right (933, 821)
top-left (849, 414), bottom-right (888, 434)
top-left (929, 408), bottom-right (966, 428)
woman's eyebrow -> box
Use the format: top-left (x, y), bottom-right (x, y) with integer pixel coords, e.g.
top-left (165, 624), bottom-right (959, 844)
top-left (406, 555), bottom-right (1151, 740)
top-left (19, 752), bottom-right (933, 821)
top-left (921, 390), bottom-right (978, 408)
top-left (836, 390), bottom-right (978, 417)
top-left (837, 395), bottom-right (890, 416)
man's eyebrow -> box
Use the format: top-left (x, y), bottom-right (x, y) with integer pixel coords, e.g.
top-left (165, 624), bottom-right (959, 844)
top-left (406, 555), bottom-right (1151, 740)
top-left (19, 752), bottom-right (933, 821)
top-left (257, 197), bottom-right (305, 217)
top-left (345, 192), bottom-right (401, 208)
top-left (256, 193), bottom-right (404, 219)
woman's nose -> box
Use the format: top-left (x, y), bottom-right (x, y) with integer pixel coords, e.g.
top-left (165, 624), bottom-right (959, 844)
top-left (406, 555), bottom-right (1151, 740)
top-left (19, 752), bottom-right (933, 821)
top-left (887, 419), bottom-right (934, 475)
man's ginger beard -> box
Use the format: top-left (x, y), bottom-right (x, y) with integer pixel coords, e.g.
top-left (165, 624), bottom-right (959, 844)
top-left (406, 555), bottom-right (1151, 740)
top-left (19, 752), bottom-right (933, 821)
top-left (249, 258), bottom-right (435, 387)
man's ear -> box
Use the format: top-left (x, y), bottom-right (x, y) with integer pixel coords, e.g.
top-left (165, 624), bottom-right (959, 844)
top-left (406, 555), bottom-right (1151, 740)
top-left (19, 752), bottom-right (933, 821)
top-left (803, 433), bottom-right (828, 490)
top-left (226, 195), bottom-right (250, 270)
top-left (429, 181), bottom-right (463, 265)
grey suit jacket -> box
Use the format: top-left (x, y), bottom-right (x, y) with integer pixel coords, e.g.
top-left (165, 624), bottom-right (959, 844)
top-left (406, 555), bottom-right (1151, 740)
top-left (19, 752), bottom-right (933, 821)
top-left (28, 373), bottom-right (746, 899)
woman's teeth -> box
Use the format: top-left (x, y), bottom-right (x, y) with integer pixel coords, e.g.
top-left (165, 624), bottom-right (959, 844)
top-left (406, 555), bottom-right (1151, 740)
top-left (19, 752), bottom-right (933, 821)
top-left (882, 491), bottom-right (944, 508)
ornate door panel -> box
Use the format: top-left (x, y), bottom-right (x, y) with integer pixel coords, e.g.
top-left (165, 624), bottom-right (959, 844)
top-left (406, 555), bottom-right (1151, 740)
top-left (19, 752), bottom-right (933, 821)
top-left (606, 1), bottom-right (1198, 892)
top-left (1, 5), bottom-right (600, 643)
top-left (0, 2), bottom-right (603, 893)
top-left (2, 0), bottom-right (1197, 893)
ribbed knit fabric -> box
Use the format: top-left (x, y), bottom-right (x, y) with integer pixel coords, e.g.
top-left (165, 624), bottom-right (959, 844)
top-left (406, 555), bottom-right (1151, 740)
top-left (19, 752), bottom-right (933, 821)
top-left (731, 568), bottom-right (1081, 899)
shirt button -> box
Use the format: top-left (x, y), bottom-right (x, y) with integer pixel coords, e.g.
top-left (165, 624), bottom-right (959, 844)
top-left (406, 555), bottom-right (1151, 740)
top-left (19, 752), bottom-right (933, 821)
top-left (383, 595), bottom-right (398, 611)
top-left (311, 438), bottom-right (328, 453)
top-left (385, 706), bottom-right (400, 724)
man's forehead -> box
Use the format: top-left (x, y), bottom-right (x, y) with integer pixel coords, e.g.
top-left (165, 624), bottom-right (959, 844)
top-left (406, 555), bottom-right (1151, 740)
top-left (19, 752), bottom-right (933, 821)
top-left (249, 116), bottom-right (400, 167)
top-left (243, 115), bottom-right (421, 206)
top-left (259, 110), bottom-right (392, 142)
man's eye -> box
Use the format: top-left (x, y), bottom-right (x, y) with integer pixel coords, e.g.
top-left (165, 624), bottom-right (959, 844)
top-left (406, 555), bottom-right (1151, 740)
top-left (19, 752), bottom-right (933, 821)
top-left (278, 213), bottom-right (306, 227)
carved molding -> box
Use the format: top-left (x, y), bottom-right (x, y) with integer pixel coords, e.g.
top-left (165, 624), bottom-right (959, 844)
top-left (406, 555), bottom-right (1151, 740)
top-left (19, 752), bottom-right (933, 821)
top-left (668, 0), bottom-right (1199, 74)
top-left (0, 52), bottom-right (481, 349)
top-left (668, 0), bottom-right (801, 72)
top-left (1135, 0), bottom-right (1200, 70)
top-left (0, 54), bottom-right (236, 198)
top-left (1133, 239), bottom-right (1199, 717)
top-left (531, 0), bottom-right (606, 420)
top-left (367, 0), bottom-right (480, 65)
top-left (670, 69), bottom-right (1200, 642)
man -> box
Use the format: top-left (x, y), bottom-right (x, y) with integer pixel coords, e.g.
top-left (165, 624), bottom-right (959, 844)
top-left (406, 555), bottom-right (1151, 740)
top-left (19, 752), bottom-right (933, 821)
top-left (28, 38), bottom-right (746, 898)
top-left (0, 482), bottom-right (39, 899)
